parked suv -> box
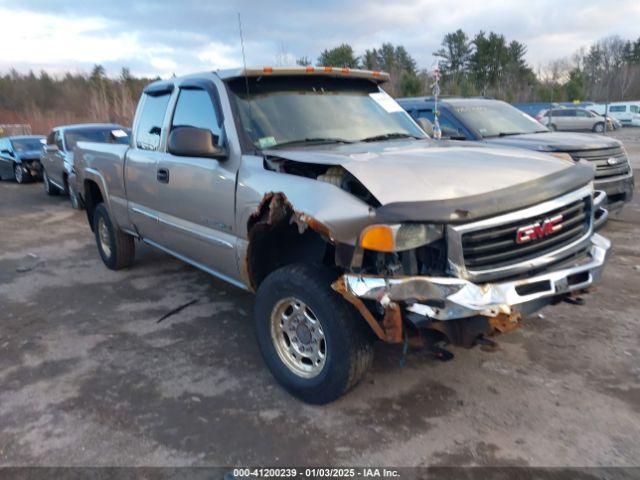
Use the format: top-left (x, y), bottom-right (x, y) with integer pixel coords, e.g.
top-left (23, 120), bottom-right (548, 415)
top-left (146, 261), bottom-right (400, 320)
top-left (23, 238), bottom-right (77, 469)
top-left (398, 97), bottom-right (634, 211)
top-left (75, 68), bottom-right (610, 403)
top-left (0, 135), bottom-right (45, 183)
top-left (41, 124), bottom-right (130, 208)
top-left (536, 107), bottom-right (613, 133)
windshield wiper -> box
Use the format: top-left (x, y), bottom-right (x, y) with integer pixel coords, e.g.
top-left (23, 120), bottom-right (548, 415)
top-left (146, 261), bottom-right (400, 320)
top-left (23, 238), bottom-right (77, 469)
top-left (358, 132), bottom-right (421, 142)
top-left (270, 137), bottom-right (353, 149)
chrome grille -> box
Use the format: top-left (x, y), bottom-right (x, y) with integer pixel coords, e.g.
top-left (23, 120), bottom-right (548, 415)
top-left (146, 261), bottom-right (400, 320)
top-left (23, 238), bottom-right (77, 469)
top-left (564, 147), bottom-right (630, 179)
top-left (460, 197), bottom-right (591, 271)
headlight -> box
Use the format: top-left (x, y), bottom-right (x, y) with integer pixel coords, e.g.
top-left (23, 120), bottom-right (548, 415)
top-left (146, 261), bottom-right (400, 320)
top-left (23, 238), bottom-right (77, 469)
top-left (359, 223), bottom-right (443, 252)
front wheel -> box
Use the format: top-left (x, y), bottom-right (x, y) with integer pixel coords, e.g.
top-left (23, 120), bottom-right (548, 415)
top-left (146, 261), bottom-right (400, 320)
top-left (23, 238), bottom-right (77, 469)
top-left (14, 163), bottom-right (30, 184)
top-left (593, 122), bottom-right (605, 133)
top-left (254, 263), bottom-right (373, 404)
top-left (92, 203), bottom-right (135, 270)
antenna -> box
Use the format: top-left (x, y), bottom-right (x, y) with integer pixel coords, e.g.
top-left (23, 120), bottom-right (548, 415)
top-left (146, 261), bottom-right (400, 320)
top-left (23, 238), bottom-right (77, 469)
top-left (238, 13), bottom-right (250, 99)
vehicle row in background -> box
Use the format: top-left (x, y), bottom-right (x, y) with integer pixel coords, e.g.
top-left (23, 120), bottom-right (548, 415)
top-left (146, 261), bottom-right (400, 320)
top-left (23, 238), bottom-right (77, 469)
top-left (397, 97), bottom-right (635, 212)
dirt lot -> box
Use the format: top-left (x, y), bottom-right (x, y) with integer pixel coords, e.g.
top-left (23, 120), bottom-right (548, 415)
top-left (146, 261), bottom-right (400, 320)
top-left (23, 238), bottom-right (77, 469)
top-left (0, 130), bottom-right (639, 469)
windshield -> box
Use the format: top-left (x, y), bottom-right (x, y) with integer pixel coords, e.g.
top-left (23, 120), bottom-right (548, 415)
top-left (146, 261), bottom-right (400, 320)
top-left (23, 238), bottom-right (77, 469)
top-left (11, 138), bottom-right (44, 152)
top-left (64, 127), bottom-right (130, 150)
top-left (452, 102), bottom-right (548, 138)
top-left (228, 76), bottom-right (426, 148)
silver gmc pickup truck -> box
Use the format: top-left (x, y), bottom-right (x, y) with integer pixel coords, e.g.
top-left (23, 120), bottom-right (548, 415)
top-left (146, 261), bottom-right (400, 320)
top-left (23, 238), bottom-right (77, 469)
top-left (75, 67), bottom-right (611, 403)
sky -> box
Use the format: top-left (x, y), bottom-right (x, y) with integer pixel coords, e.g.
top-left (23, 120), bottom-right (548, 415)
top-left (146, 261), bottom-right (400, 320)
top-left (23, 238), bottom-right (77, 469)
top-left (1, 0), bottom-right (639, 78)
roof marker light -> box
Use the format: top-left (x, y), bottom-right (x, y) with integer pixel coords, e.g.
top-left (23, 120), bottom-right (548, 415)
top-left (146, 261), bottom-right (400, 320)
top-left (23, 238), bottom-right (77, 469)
top-left (324, 66), bottom-right (333, 72)
top-left (306, 66), bottom-right (315, 73)
top-left (263, 67), bottom-right (273, 73)
top-left (341, 67), bottom-right (350, 74)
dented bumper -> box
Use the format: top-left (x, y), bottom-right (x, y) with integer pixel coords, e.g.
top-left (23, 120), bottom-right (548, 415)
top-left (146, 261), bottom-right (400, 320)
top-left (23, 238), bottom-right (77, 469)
top-left (341, 233), bottom-right (610, 321)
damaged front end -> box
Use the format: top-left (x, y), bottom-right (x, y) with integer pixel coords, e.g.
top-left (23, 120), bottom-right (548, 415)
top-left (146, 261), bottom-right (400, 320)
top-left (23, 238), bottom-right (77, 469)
top-left (330, 184), bottom-right (611, 350)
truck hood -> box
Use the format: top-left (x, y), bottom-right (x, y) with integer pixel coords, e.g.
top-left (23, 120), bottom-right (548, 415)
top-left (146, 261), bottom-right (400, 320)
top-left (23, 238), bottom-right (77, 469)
top-left (264, 140), bottom-right (595, 222)
top-left (484, 131), bottom-right (622, 152)
top-left (265, 140), bottom-right (582, 205)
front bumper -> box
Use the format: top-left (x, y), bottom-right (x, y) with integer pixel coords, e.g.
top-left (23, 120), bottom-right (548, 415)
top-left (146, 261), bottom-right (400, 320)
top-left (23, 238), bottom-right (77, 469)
top-left (595, 172), bottom-right (635, 212)
top-left (342, 233), bottom-right (610, 322)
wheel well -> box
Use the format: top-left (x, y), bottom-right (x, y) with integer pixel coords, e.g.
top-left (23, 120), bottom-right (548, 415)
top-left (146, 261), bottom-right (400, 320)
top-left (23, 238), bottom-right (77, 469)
top-left (84, 180), bottom-right (104, 230)
top-left (246, 194), bottom-right (332, 289)
top-left (248, 222), bottom-right (330, 290)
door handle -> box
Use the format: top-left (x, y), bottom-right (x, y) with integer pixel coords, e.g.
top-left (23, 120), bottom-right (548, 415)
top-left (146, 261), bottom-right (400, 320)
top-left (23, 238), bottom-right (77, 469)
top-left (157, 168), bottom-right (170, 183)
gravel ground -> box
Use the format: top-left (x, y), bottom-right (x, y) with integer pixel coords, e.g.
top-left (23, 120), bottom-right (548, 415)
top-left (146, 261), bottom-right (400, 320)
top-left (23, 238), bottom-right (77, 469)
top-left (0, 130), bottom-right (638, 469)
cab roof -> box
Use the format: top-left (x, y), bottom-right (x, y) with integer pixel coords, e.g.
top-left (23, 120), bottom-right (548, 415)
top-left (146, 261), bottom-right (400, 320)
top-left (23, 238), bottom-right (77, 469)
top-left (143, 66), bottom-right (390, 95)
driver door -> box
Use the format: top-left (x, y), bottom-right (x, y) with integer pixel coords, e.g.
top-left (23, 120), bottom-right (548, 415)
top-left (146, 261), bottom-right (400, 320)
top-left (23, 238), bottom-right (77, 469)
top-left (156, 84), bottom-right (239, 279)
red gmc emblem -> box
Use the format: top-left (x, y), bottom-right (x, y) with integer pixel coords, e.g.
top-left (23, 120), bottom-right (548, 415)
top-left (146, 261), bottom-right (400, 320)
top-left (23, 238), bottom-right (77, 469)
top-left (515, 214), bottom-right (563, 244)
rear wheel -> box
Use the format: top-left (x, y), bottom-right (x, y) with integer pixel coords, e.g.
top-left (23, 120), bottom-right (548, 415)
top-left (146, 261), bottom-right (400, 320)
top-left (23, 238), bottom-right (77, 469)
top-left (92, 203), bottom-right (135, 270)
top-left (43, 170), bottom-right (59, 195)
top-left (14, 163), bottom-right (30, 184)
top-left (593, 122), bottom-right (605, 133)
top-left (254, 263), bottom-right (373, 404)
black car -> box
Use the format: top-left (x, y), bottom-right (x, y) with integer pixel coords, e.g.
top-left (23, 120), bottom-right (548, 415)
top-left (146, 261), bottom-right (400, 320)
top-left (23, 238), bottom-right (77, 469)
top-left (398, 97), bottom-right (634, 211)
top-left (0, 135), bottom-right (46, 183)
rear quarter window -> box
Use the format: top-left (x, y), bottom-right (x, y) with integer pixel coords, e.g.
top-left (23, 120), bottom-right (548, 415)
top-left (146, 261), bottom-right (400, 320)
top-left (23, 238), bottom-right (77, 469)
top-left (135, 93), bottom-right (171, 151)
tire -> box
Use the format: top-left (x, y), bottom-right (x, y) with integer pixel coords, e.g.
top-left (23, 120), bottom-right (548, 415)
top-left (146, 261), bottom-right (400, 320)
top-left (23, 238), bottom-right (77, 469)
top-left (43, 170), bottom-right (59, 195)
top-left (254, 263), bottom-right (373, 404)
top-left (593, 122), bottom-right (605, 133)
top-left (14, 163), bottom-right (30, 184)
top-left (92, 203), bottom-right (135, 270)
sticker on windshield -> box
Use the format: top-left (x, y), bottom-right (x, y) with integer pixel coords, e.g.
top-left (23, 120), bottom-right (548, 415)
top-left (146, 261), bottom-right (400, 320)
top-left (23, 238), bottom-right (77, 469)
top-left (369, 92), bottom-right (403, 113)
top-left (111, 129), bottom-right (128, 138)
top-left (258, 136), bottom-right (277, 149)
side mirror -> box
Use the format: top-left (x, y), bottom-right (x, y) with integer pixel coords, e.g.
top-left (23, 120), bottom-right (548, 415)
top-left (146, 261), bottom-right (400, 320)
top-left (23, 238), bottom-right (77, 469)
top-left (416, 118), bottom-right (434, 136)
top-left (45, 144), bottom-right (59, 153)
top-left (168, 126), bottom-right (227, 159)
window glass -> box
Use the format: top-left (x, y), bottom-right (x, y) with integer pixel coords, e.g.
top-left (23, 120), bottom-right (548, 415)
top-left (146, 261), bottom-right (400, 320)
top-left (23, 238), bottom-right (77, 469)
top-left (450, 102), bottom-right (547, 137)
top-left (630, 105), bottom-right (639, 113)
top-left (610, 105), bottom-right (626, 112)
top-left (416, 109), bottom-right (465, 138)
top-left (64, 128), bottom-right (130, 151)
top-left (576, 109), bottom-right (589, 117)
top-left (171, 88), bottom-right (222, 144)
top-left (136, 93), bottom-right (171, 151)
top-left (11, 137), bottom-right (45, 152)
top-left (54, 131), bottom-right (63, 150)
top-left (228, 76), bottom-right (425, 148)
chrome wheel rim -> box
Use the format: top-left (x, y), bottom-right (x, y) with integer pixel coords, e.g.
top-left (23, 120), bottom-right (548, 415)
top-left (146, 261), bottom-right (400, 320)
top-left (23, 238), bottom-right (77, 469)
top-left (14, 165), bottom-right (23, 183)
top-left (270, 297), bottom-right (326, 378)
top-left (97, 217), bottom-right (112, 258)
